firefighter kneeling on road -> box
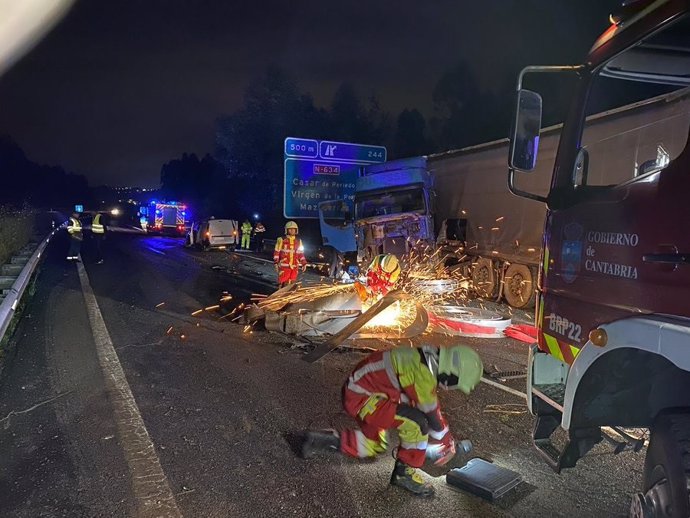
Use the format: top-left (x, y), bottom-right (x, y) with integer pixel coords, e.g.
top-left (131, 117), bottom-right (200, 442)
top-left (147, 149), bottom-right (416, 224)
top-left (355, 253), bottom-right (401, 301)
top-left (274, 221), bottom-right (307, 288)
top-left (301, 345), bottom-right (483, 497)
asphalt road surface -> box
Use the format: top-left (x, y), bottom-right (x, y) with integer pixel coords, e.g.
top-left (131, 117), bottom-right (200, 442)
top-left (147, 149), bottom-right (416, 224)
top-left (0, 230), bottom-right (644, 517)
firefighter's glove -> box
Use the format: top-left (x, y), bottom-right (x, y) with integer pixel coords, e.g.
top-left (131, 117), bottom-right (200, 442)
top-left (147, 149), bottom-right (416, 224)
top-left (354, 281), bottom-right (369, 302)
top-left (429, 431), bottom-right (455, 466)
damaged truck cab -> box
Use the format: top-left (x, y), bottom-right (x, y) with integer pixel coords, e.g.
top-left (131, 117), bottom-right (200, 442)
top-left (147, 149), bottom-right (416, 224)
top-left (354, 157), bottom-right (433, 265)
top-left (510, 1), bottom-right (690, 515)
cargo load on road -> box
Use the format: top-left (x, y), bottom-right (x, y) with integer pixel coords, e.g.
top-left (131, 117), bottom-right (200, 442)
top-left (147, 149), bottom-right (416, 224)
top-left (507, 2), bottom-right (690, 516)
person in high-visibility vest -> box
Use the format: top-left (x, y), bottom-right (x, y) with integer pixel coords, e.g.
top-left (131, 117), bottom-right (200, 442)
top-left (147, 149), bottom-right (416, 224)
top-left (66, 211), bottom-right (83, 261)
top-left (273, 221), bottom-right (307, 288)
top-left (91, 212), bottom-right (106, 264)
top-left (241, 219), bottom-right (253, 250)
top-left (301, 345), bottom-right (483, 497)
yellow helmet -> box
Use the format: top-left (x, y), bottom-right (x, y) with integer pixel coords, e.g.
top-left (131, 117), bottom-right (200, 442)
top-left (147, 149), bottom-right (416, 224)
top-left (438, 346), bottom-right (483, 394)
top-left (371, 254), bottom-right (401, 283)
top-left (285, 221), bottom-right (299, 233)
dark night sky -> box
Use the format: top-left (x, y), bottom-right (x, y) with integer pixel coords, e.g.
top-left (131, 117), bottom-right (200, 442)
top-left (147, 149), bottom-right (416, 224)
top-left (0, 0), bottom-right (620, 187)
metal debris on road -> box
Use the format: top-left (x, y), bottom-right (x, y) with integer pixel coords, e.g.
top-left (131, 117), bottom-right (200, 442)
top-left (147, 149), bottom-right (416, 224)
top-left (155, 302), bottom-right (166, 308)
top-left (166, 326), bottom-right (174, 335)
top-left (428, 306), bottom-right (511, 338)
top-left (483, 404), bottom-right (527, 415)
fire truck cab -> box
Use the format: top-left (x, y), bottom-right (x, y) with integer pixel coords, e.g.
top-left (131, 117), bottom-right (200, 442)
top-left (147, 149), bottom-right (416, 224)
top-left (509, 1), bottom-right (690, 516)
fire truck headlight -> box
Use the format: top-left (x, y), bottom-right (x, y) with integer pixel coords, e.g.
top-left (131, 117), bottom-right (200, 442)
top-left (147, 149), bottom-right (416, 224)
top-left (588, 328), bottom-right (608, 347)
top-left (111, 208), bottom-right (121, 216)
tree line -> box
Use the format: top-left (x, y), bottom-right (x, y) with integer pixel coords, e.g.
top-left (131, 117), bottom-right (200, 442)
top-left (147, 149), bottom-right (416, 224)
top-left (160, 62), bottom-right (515, 232)
top-left (0, 135), bottom-right (90, 208)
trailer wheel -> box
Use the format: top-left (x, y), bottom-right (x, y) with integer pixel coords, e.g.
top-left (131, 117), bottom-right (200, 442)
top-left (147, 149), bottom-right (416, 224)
top-left (634, 412), bottom-right (690, 518)
top-left (503, 264), bottom-right (536, 309)
top-left (471, 258), bottom-right (496, 298)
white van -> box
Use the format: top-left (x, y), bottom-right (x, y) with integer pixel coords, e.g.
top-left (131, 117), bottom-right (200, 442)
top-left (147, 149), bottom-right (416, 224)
top-left (186, 218), bottom-right (238, 250)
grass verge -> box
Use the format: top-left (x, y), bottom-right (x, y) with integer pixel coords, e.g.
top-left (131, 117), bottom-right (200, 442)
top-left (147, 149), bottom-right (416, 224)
top-left (0, 207), bottom-right (35, 266)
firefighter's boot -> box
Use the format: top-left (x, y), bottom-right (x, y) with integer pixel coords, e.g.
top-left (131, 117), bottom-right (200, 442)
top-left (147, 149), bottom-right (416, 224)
top-left (301, 430), bottom-right (340, 459)
top-left (390, 460), bottom-right (435, 497)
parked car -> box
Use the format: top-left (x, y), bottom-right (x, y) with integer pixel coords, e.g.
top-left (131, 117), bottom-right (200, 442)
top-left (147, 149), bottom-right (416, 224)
top-left (185, 218), bottom-right (238, 250)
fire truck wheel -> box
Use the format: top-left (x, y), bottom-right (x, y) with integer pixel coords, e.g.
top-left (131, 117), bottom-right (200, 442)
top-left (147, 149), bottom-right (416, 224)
top-left (639, 412), bottom-right (690, 518)
top-left (503, 264), bottom-right (536, 309)
top-left (471, 258), bottom-right (496, 298)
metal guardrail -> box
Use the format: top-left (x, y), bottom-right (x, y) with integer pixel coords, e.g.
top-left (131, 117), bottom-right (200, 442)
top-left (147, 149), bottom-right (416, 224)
top-left (0, 226), bottom-right (61, 344)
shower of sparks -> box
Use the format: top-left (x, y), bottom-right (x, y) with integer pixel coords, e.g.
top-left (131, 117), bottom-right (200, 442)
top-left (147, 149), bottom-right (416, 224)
top-left (253, 243), bottom-right (479, 334)
top-left (219, 302), bottom-right (246, 321)
top-left (247, 237), bottom-right (535, 337)
top-left (361, 244), bottom-right (474, 332)
top-left (258, 283), bottom-right (355, 312)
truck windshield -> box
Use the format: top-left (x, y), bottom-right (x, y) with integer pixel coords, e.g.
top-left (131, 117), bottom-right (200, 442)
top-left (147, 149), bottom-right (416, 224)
top-left (579, 85), bottom-right (690, 187)
top-left (355, 188), bottom-right (425, 219)
top-left (578, 17), bottom-right (690, 188)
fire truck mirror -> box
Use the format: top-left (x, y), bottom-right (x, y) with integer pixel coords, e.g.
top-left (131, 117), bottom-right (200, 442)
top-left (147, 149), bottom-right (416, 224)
top-left (510, 89), bottom-right (543, 172)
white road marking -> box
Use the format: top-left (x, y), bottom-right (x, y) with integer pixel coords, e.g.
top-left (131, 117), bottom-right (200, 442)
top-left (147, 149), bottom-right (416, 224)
top-left (76, 261), bottom-right (182, 518)
top-left (480, 376), bottom-right (528, 401)
top-left (146, 246), bottom-right (166, 256)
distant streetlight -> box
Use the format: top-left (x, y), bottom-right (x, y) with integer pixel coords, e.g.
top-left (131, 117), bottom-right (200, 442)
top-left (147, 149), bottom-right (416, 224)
top-left (253, 213), bottom-right (260, 220)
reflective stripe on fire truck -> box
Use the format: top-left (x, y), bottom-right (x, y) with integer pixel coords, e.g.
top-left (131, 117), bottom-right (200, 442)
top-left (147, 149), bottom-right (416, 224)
top-left (543, 246), bottom-right (550, 276)
top-left (538, 298), bottom-right (545, 329)
top-left (543, 332), bottom-right (580, 365)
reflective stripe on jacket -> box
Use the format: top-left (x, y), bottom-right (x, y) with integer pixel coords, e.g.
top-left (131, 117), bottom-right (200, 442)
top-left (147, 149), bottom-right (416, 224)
top-left (92, 214), bottom-right (105, 234)
top-left (67, 217), bottom-right (82, 235)
top-left (273, 236), bottom-right (306, 268)
top-left (343, 348), bottom-right (448, 432)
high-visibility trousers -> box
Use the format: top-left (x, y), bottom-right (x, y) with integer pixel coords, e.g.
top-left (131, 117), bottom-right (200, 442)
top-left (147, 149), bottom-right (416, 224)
top-left (241, 233), bottom-right (251, 248)
top-left (340, 392), bottom-right (429, 468)
top-left (278, 266), bottom-right (299, 285)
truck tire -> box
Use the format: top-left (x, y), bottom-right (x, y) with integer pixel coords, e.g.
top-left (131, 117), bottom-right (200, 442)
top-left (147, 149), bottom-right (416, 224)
top-left (503, 264), bottom-right (536, 309)
top-left (636, 412), bottom-right (690, 518)
top-left (472, 258), bottom-right (496, 298)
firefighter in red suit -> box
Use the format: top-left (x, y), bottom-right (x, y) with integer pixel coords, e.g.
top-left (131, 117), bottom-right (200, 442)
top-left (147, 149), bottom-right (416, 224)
top-left (301, 345), bottom-right (483, 497)
top-left (355, 253), bottom-right (402, 302)
top-left (273, 221), bottom-right (307, 288)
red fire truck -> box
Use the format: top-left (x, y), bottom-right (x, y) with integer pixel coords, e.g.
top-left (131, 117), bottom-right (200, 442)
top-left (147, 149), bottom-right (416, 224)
top-left (509, 1), bottom-right (690, 515)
